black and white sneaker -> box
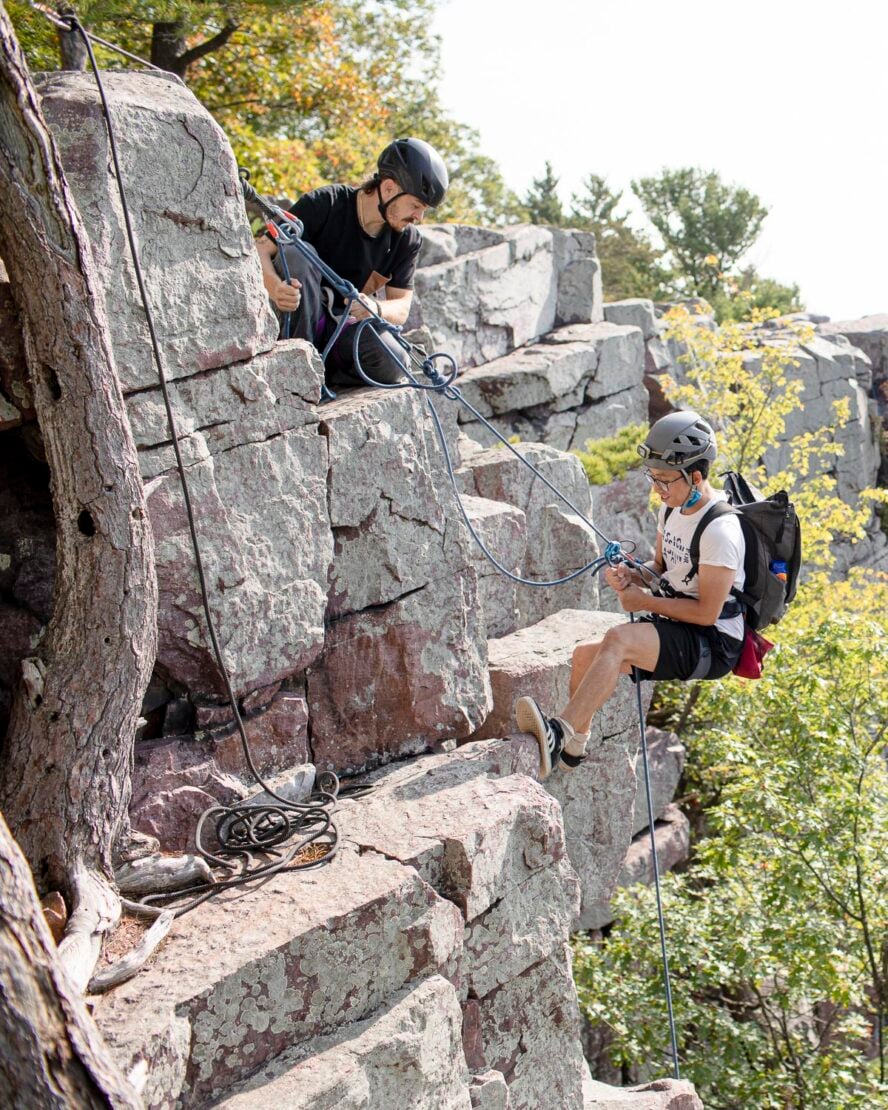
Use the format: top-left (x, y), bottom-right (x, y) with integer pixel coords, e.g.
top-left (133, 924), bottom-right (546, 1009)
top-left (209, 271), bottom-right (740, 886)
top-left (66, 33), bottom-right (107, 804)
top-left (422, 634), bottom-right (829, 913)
top-left (515, 695), bottom-right (565, 780)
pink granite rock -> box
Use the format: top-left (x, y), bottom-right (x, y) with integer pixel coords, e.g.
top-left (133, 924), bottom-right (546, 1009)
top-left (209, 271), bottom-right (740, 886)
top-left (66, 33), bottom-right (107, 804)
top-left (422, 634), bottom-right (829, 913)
top-left (214, 976), bottom-right (473, 1108)
top-left (38, 71), bottom-right (278, 393)
top-left (341, 769), bottom-right (568, 921)
top-left (94, 848), bottom-right (464, 1107)
top-left (477, 944), bottom-right (586, 1110)
top-left (305, 387), bottom-right (491, 772)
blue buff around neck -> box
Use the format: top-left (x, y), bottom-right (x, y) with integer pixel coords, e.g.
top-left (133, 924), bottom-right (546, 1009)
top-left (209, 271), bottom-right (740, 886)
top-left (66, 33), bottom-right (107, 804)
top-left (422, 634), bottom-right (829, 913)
top-left (684, 487), bottom-right (702, 508)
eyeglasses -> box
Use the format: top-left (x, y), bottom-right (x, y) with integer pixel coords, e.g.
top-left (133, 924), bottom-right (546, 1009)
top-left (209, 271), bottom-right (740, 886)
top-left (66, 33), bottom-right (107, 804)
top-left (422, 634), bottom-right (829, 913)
top-left (643, 469), bottom-right (686, 491)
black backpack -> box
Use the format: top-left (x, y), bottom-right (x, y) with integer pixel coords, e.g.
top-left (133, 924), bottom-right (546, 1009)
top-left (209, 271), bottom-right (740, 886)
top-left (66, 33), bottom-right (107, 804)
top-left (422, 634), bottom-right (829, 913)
top-left (664, 472), bottom-right (802, 631)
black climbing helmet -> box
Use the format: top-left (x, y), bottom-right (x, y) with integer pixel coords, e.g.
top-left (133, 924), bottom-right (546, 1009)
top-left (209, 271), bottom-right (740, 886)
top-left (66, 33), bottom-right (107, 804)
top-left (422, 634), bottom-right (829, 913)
top-left (637, 410), bottom-right (718, 468)
top-left (377, 138), bottom-right (449, 208)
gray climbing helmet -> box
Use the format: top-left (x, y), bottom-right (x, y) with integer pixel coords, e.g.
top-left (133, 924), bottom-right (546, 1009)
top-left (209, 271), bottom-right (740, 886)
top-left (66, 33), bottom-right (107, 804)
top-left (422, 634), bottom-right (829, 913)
top-left (637, 410), bottom-right (718, 468)
top-left (377, 138), bottom-right (449, 208)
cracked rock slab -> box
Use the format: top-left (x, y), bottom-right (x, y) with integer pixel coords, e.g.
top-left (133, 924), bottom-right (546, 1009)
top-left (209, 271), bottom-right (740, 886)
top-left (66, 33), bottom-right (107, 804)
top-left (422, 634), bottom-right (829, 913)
top-left (94, 848), bottom-right (463, 1108)
top-left (341, 770), bottom-right (568, 922)
top-left (38, 71), bottom-right (278, 392)
top-left (477, 944), bottom-right (586, 1110)
top-left (212, 976), bottom-right (473, 1109)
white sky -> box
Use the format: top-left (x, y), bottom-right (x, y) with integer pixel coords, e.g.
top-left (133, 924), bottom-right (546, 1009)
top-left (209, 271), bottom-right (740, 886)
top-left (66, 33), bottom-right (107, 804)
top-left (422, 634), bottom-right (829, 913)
top-left (431, 0), bottom-right (887, 321)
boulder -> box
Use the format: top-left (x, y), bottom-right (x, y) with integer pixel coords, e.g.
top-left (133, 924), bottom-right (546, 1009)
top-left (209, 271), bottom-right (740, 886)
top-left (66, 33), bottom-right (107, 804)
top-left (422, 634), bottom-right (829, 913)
top-left (412, 226), bottom-right (558, 369)
top-left (552, 228), bottom-right (604, 327)
top-left (461, 496), bottom-right (526, 639)
top-left (604, 299), bottom-right (659, 340)
top-left (632, 728), bottom-right (686, 836)
top-left (454, 322), bottom-right (647, 454)
top-left (306, 567), bottom-right (492, 773)
top-left (583, 1076), bottom-right (703, 1109)
top-left (458, 441), bottom-right (601, 624)
top-left (543, 322), bottom-right (645, 401)
top-left (819, 314), bottom-right (888, 470)
top-left (306, 387), bottom-right (491, 772)
top-left (618, 804), bottom-right (690, 889)
top-left (477, 945), bottom-right (587, 1110)
top-left (515, 504), bottom-right (600, 627)
top-left (341, 766), bottom-right (571, 922)
top-left (215, 976), bottom-right (473, 1109)
top-left (93, 848), bottom-right (464, 1108)
top-left (38, 71), bottom-right (278, 393)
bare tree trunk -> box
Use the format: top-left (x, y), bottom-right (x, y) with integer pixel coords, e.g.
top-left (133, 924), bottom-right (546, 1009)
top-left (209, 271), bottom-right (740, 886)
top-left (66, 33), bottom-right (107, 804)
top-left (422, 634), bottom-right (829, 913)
top-left (0, 5), bottom-right (157, 988)
top-left (0, 813), bottom-right (140, 1107)
top-left (56, 6), bottom-right (87, 69)
top-left (151, 17), bottom-right (239, 79)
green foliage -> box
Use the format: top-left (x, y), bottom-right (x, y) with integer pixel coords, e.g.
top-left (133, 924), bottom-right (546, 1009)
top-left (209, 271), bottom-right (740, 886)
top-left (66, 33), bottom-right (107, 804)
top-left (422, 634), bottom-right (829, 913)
top-left (712, 266), bottom-right (804, 323)
top-left (662, 303), bottom-right (887, 566)
top-left (522, 161), bottom-right (564, 226)
top-left (632, 167), bottom-right (769, 301)
top-left (575, 572), bottom-right (888, 1106)
top-left (575, 299), bottom-right (888, 1101)
top-left (7, 0), bottom-right (516, 224)
top-left (569, 174), bottom-right (674, 301)
top-left (573, 423), bottom-right (648, 486)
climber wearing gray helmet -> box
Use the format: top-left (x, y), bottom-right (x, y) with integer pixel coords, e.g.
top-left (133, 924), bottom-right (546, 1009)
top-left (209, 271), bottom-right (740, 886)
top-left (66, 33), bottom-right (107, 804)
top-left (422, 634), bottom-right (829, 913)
top-left (516, 411), bottom-right (747, 780)
top-left (255, 137), bottom-right (448, 388)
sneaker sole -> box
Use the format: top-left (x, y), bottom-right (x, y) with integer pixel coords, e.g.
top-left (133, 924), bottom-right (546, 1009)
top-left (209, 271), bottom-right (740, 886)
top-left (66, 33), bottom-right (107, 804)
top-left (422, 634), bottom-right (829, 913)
top-left (515, 696), bottom-right (554, 780)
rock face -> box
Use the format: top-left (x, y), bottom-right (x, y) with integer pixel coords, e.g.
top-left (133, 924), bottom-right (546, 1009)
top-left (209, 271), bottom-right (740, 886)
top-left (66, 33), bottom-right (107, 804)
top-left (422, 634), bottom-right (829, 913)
top-left (453, 322), bottom-right (648, 451)
top-left (37, 71), bottom-right (278, 392)
top-left (93, 743), bottom-right (590, 1109)
top-left (411, 225), bottom-right (603, 369)
top-left (216, 977), bottom-right (474, 1109)
top-left (136, 342), bottom-right (332, 697)
top-left (0, 74), bottom-right (728, 1108)
top-left (820, 314), bottom-right (888, 480)
top-left (458, 443), bottom-right (600, 627)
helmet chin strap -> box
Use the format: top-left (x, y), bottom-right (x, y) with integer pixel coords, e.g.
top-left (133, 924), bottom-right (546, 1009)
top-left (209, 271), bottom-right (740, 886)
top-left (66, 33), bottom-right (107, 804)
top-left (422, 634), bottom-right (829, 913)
top-left (376, 182), bottom-right (407, 228)
top-left (681, 470), bottom-right (702, 508)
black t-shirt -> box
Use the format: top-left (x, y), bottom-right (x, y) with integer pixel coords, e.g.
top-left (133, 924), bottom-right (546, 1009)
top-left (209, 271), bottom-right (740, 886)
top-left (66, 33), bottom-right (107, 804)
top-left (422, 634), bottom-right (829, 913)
top-left (289, 184), bottom-right (421, 305)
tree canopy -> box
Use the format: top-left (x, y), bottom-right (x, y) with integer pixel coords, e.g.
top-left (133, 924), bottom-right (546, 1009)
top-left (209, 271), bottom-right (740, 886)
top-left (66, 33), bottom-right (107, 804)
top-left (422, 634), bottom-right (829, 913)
top-left (7, 0), bottom-right (516, 222)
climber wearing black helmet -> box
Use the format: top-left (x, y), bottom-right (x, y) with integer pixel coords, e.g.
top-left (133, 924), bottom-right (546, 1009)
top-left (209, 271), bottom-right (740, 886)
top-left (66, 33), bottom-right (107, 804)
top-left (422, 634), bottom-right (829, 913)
top-left (254, 138), bottom-right (449, 389)
top-left (515, 411), bottom-right (747, 780)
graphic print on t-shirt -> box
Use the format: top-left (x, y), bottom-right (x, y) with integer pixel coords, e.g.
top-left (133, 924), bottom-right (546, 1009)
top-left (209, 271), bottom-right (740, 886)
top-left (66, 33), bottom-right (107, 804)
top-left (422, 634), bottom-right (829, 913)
top-left (657, 494), bottom-right (746, 639)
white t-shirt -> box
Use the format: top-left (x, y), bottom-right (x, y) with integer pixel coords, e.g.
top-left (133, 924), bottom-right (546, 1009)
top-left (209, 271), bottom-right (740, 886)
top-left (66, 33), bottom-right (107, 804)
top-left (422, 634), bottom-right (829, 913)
top-left (656, 493), bottom-right (746, 639)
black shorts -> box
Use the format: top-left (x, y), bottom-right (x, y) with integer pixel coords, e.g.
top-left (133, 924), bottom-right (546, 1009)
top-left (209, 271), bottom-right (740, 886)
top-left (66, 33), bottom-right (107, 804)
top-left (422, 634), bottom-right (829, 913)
top-left (631, 616), bottom-right (744, 683)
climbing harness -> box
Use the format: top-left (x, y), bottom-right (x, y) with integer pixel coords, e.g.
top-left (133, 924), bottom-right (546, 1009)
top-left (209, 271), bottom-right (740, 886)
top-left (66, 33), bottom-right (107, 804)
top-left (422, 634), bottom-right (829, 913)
top-left (30, 6), bottom-right (681, 1074)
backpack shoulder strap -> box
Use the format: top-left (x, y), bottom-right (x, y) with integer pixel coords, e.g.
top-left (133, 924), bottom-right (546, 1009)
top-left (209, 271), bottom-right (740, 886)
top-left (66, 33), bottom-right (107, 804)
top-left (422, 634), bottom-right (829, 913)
top-left (683, 499), bottom-right (736, 584)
